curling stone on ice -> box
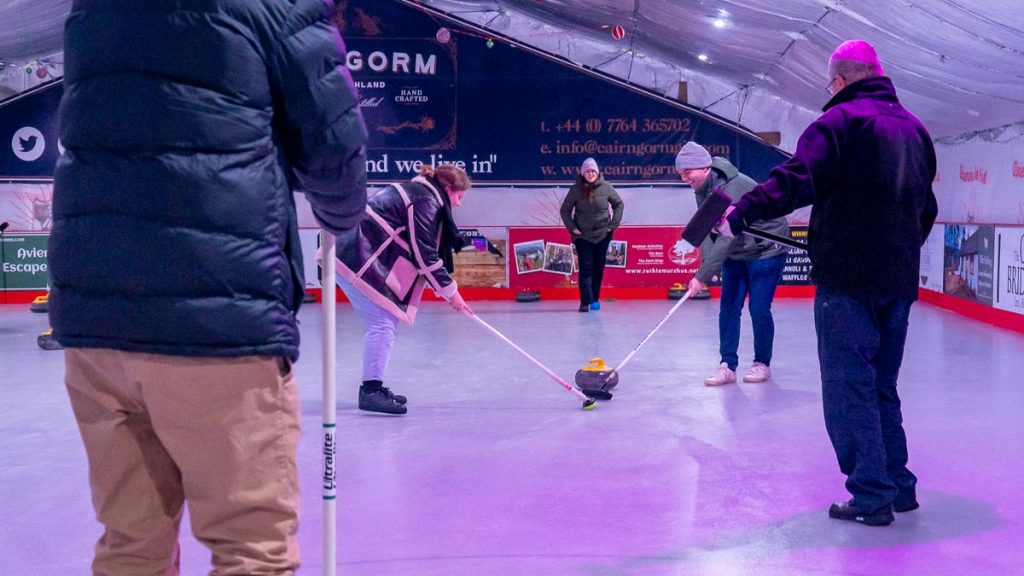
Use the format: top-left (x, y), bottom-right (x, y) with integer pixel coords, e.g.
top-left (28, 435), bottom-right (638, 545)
top-left (574, 357), bottom-right (618, 400)
top-left (37, 328), bottom-right (63, 351)
top-left (30, 293), bottom-right (49, 313)
top-left (515, 290), bottom-right (541, 303)
top-left (669, 282), bottom-right (710, 300)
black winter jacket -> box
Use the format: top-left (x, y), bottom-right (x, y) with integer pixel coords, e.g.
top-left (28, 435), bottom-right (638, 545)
top-left (732, 77), bottom-right (938, 298)
top-left (49, 0), bottom-right (368, 361)
top-left (334, 176), bottom-right (457, 324)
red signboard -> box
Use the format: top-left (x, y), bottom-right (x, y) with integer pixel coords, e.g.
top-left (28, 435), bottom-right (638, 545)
top-left (508, 226), bottom-right (700, 289)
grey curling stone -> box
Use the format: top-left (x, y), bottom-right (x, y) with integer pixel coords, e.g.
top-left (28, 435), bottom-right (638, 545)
top-left (574, 358), bottom-right (618, 400)
top-left (515, 290), bottom-right (541, 303)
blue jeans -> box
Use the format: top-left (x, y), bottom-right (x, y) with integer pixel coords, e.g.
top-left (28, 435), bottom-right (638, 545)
top-left (814, 285), bottom-right (917, 512)
top-left (718, 254), bottom-right (786, 370)
top-left (574, 234), bottom-right (612, 306)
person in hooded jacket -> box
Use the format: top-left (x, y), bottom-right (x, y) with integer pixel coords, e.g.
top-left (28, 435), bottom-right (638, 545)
top-left (333, 164), bottom-right (472, 415)
top-left (560, 157), bottom-right (625, 312)
top-left (715, 40), bottom-right (938, 526)
top-left (676, 142), bottom-right (791, 386)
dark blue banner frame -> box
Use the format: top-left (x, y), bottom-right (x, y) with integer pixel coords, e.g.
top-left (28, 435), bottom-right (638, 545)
top-left (0, 82), bottom-right (63, 180)
top-left (341, 0), bottom-right (787, 184)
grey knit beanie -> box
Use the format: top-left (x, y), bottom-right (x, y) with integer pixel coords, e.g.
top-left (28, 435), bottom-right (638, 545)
top-left (674, 142), bottom-right (712, 171)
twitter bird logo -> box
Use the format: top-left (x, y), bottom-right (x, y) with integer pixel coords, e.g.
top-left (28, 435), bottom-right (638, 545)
top-left (19, 135), bottom-right (38, 153)
top-left (12, 126), bottom-right (46, 161)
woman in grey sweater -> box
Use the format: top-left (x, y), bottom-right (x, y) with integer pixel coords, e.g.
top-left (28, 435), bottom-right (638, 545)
top-left (560, 158), bottom-right (625, 312)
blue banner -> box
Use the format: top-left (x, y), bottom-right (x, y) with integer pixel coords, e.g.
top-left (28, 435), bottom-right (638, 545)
top-left (0, 4), bottom-right (788, 185)
top-left (0, 82), bottom-right (63, 179)
top-left (341, 0), bottom-right (787, 183)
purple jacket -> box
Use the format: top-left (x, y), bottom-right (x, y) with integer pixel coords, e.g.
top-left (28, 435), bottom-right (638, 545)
top-left (731, 77), bottom-right (938, 298)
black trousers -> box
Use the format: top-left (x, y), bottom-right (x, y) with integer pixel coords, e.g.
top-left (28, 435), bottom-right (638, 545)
top-left (574, 234), bottom-right (612, 306)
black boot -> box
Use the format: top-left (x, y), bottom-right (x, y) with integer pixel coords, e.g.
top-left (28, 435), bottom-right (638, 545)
top-left (362, 379), bottom-right (405, 404)
top-left (828, 500), bottom-right (894, 526)
top-left (381, 386), bottom-right (407, 405)
top-left (359, 381), bottom-right (407, 415)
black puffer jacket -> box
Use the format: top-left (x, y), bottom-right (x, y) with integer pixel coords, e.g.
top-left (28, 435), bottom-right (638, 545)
top-left (334, 176), bottom-right (457, 324)
top-left (49, 0), bottom-right (368, 361)
top-left (732, 77), bottom-right (938, 298)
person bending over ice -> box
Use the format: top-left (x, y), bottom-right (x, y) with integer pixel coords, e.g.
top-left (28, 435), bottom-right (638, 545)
top-left (331, 165), bottom-right (473, 415)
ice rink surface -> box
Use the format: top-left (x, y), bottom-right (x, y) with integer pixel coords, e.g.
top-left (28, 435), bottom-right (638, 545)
top-left (2, 297), bottom-right (1022, 575)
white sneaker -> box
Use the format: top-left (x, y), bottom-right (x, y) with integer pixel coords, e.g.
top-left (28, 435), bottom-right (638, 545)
top-left (704, 363), bottom-right (737, 386)
top-left (743, 362), bottom-right (771, 383)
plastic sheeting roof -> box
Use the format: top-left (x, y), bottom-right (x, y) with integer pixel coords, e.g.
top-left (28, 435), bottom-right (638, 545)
top-left (416, 0), bottom-right (1024, 142)
top-left (0, 0), bottom-right (66, 63)
top-left (2, 0), bottom-right (1023, 141)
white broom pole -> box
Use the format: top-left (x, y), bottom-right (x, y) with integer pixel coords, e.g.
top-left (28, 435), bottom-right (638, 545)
top-left (462, 309), bottom-right (593, 403)
top-left (320, 231), bottom-right (337, 576)
top-left (612, 289), bottom-right (694, 375)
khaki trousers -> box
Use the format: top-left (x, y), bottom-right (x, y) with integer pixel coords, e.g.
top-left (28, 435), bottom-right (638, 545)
top-left (64, 348), bottom-right (301, 576)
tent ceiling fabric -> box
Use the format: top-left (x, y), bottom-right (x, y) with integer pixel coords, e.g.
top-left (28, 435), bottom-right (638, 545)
top-left (418, 0), bottom-right (1024, 141)
top-left (2, 0), bottom-right (1023, 140)
top-left (0, 0), bottom-right (68, 62)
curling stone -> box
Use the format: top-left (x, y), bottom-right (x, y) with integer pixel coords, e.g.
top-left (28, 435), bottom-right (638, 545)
top-left (30, 293), bottom-right (49, 313)
top-left (37, 328), bottom-right (63, 351)
top-left (670, 282), bottom-right (711, 300)
top-left (515, 290), bottom-right (541, 303)
top-left (574, 357), bottom-right (618, 400)
top-left (667, 282), bottom-right (686, 300)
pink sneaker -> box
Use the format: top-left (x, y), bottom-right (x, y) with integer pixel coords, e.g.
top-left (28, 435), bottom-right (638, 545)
top-left (743, 362), bottom-right (771, 383)
top-left (704, 363), bottom-right (736, 386)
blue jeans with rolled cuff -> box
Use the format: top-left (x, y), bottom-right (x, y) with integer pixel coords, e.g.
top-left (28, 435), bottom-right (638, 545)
top-left (814, 285), bottom-right (918, 512)
top-left (717, 253), bottom-right (786, 371)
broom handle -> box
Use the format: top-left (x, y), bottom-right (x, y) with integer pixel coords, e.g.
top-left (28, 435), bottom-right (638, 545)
top-left (744, 227), bottom-right (807, 251)
top-left (320, 232), bottom-right (337, 576)
top-left (614, 289), bottom-right (694, 374)
top-left (462, 309), bottom-right (591, 402)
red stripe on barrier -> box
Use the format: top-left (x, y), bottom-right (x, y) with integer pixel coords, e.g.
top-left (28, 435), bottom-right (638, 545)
top-left (304, 285), bottom-right (817, 303)
top-left (918, 289), bottom-right (1024, 334)
top-left (0, 290), bottom-right (47, 304)
top-left (13, 287), bottom-right (1015, 336)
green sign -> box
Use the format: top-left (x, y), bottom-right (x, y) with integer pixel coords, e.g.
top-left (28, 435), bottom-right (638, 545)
top-left (1, 233), bottom-right (49, 290)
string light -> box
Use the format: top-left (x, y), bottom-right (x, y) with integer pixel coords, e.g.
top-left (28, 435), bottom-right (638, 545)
top-left (0, 59), bottom-right (62, 83)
